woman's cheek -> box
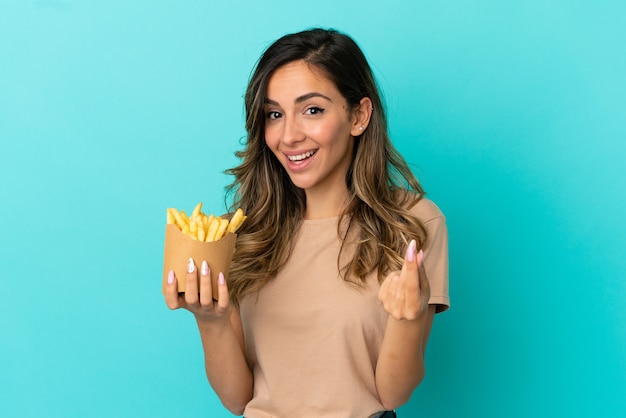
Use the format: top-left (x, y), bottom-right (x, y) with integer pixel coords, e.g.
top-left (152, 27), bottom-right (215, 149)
top-left (264, 126), bottom-right (279, 149)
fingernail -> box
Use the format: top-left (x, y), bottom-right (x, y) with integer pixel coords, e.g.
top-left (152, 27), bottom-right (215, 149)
top-left (201, 260), bottom-right (209, 276)
top-left (218, 272), bottom-right (225, 285)
top-left (187, 258), bottom-right (195, 273)
top-left (167, 270), bottom-right (175, 285)
top-left (407, 240), bottom-right (417, 263)
top-left (418, 249), bottom-right (424, 264)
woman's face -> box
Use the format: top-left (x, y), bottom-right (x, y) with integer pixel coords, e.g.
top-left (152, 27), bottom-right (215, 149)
top-left (263, 60), bottom-right (361, 197)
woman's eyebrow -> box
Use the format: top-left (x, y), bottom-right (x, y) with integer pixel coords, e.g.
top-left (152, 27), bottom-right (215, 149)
top-left (264, 92), bottom-right (333, 106)
top-left (295, 92), bottom-right (332, 104)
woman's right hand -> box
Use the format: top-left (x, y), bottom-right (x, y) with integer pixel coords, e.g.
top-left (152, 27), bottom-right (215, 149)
top-left (164, 257), bottom-right (231, 323)
top-left (164, 258), bottom-right (252, 413)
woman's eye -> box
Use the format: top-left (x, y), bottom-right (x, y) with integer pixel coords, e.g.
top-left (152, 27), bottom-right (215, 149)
top-left (305, 106), bottom-right (324, 116)
top-left (266, 111), bottom-right (282, 120)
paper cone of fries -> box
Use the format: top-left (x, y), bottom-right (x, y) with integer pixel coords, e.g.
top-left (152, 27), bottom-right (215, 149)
top-left (162, 224), bottom-right (237, 300)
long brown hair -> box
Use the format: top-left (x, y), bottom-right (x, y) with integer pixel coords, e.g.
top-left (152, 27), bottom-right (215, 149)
top-left (225, 28), bottom-right (427, 305)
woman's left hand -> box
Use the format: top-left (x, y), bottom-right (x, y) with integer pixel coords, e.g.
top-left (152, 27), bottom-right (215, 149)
top-left (378, 239), bottom-right (430, 321)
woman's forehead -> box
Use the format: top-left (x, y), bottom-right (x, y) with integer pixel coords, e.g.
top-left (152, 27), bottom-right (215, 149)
top-left (266, 61), bottom-right (340, 101)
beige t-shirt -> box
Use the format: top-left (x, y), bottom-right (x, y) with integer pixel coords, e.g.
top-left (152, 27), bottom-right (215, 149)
top-left (240, 198), bottom-right (449, 418)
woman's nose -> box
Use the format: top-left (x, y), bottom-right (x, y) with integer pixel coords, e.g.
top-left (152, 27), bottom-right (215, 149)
top-left (281, 116), bottom-right (305, 145)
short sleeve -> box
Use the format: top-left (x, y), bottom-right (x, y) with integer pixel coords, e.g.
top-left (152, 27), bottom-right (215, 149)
top-left (412, 199), bottom-right (450, 313)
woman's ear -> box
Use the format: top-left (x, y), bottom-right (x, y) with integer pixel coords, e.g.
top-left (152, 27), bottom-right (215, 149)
top-left (350, 97), bottom-right (373, 136)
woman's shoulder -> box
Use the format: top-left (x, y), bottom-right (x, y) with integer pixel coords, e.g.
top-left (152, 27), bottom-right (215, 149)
top-left (405, 194), bottom-right (445, 224)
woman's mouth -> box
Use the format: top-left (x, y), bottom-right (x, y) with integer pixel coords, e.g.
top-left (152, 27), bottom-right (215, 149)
top-left (286, 149), bottom-right (317, 163)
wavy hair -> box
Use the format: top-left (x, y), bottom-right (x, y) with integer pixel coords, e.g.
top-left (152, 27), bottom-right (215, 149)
top-left (225, 28), bottom-right (427, 305)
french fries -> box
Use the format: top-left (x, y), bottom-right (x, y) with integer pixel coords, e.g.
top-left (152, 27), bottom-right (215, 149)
top-left (166, 203), bottom-right (246, 242)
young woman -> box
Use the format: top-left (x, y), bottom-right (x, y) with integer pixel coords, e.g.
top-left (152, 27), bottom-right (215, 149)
top-left (164, 28), bottom-right (449, 418)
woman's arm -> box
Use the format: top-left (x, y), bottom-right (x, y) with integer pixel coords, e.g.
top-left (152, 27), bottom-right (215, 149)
top-left (165, 259), bottom-right (253, 415)
top-left (376, 305), bottom-right (435, 409)
top-left (194, 307), bottom-right (253, 415)
top-left (375, 241), bottom-right (434, 410)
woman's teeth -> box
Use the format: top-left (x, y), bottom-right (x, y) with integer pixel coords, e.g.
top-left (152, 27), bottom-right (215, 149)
top-left (287, 150), bottom-right (317, 162)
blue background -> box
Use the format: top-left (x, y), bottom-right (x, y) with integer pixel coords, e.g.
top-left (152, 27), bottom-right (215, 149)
top-left (1, 1), bottom-right (625, 417)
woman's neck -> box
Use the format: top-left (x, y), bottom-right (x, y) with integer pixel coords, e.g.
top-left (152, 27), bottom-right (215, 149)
top-left (303, 185), bottom-right (349, 220)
